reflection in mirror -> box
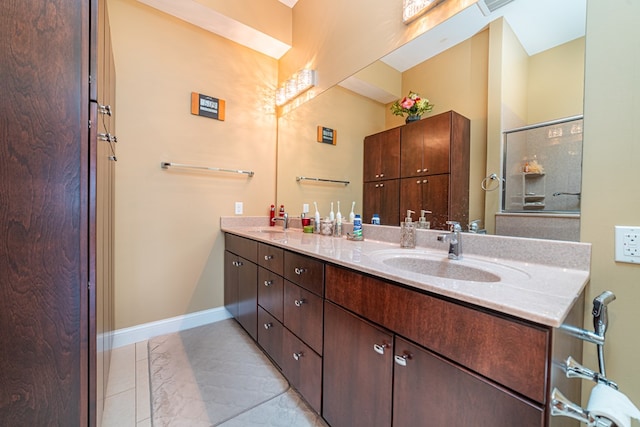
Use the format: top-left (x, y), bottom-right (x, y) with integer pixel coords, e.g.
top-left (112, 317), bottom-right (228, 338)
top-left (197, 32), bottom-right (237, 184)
top-left (276, 0), bottom-right (586, 240)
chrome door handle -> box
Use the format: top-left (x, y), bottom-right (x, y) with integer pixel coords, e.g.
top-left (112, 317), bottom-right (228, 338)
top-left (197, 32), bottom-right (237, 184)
top-left (294, 299), bottom-right (306, 307)
top-left (394, 352), bottom-right (412, 367)
top-left (264, 322), bottom-right (273, 329)
top-left (294, 267), bottom-right (306, 275)
top-left (373, 343), bottom-right (389, 355)
top-left (264, 280), bottom-right (273, 286)
top-left (264, 255), bottom-right (273, 260)
top-left (293, 351), bottom-right (303, 361)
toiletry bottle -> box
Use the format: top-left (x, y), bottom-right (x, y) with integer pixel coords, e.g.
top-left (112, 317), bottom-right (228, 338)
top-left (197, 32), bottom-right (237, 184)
top-left (279, 205), bottom-right (285, 217)
top-left (314, 202), bottom-right (321, 233)
top-left (401, 210), bottom-right (416, 248)
top-left (349, 201), bottom-right (355, 223)
top-left (417, 210), bottom-right (431, 229)
top-left (329, 202), bottom-right (335, 221)
top-left (352, 214), bottom-right (363, 239)
top-left (371, 213), bottom-right (380, 225)
top-left (269, 204), bottom-right (275, 226)
top-left (334, 202), bottom-right (343, 237)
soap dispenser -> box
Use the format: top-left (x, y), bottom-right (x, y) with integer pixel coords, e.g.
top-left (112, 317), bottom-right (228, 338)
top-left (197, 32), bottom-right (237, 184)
top-left (417, 210), bottom-right (432, 229)
top-left (400, 210), bottom-right (416, 248)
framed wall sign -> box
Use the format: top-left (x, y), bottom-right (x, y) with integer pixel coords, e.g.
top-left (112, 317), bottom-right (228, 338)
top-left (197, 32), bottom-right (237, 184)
top-left (191, 92), bottom-right (226, 121)
top-left (317, 126), bottom-right (337, 145)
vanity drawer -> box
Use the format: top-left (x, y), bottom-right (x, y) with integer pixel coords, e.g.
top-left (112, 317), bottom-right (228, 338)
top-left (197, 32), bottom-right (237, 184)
top-left (225, 233), bottom-right (257, 263)
top-left (258, 306), bottom-right (283, 369)
top-left (283, 280), bottom-right (323, 355)
top-left (258, 243), bottom-right (284, 275)
top-left (284, 251), bottom-right (324, 296)
top-left (282, 327), bottom-right (322, 414)
top-left (325, 265), bottom-right (549, 404)
top-left (258, 266), bottom-right (283, 321)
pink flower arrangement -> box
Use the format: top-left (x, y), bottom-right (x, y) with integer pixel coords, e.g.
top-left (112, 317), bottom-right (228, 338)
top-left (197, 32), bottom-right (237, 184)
top-left (390, 91), bottom-right (433, 118)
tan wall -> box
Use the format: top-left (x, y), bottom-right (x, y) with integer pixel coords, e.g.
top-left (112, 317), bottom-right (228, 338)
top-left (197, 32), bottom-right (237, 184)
top-left (281, 0), bottom-right (476, 92)
top-left (528, 37), bottom-right (585, 124)
top-left (108, 0), bottom-right (277, 328)
top-left (581, 0), bottom-right (640, 407)
top-left (276, 86), bottom-right (384, 218)
top-left (391, 32), bottom-right (489, 227)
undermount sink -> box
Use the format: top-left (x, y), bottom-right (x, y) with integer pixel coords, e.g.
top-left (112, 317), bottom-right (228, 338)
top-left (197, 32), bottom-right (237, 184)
top-left (368, 249), bottom-right (530, 283)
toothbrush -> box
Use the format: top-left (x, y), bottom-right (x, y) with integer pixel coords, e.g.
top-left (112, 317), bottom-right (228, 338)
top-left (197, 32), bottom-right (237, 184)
top-left (349, 201), bottom-right (355, 223)
top-left (314, 202), bottom-right (321, 232)
top-left (336, 201), bottom-right (342, 224)
top-left (329, 202), bottom-right (335, 221)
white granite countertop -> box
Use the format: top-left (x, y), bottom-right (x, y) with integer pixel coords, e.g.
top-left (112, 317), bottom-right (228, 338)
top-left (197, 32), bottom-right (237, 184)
top-left (221, 217), bottom-right (591, 328)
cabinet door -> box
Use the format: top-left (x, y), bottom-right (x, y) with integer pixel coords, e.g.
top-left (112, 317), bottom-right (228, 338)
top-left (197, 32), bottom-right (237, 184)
top-left (282, 328), bottom-right (322, 413)
top-left (422, 111), bottom-right (452, 175)
top-left (400, 175), bottom-right (449, 230)
top-left (237, 256), bottom-right (258, 341)
top-left (224, 251), bottom-right (239, 318)
top-left (363, 180), bottom-right (400, 226)
top-left (257, 307), bottom-right (283, 369)
top-left (393, 337), bottom-right (544, 427)
top-left (323, 302), bottom-right (393, 427)
top-left (363, 128), bottom-right (400, 182)
top-left (400, 120), bottom-right (426, 177)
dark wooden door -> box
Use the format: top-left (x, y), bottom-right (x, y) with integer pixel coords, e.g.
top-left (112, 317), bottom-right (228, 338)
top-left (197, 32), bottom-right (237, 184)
top-left (400, 174), bottom-right (450, 230)
top-left (257, 307), bottom-right (283, 369)
top-left (0, 0), bottom-right (91, 424)
top-left (281, 328), bottom-right (322, 413)
top-left (322, 302), bottom-right (393, 427)
top-left (363, 128), bottom-right (400, 182)
top-left (224, 251), bottom-right (239, 318)
top-left (237, 256), bottom-right (258, 341)
top-left (393, 336), bottom-right (544, 427)
top-left (422, 111), bottom-right (452, 175)
top-left (363, 180), bottom-right (400, 226)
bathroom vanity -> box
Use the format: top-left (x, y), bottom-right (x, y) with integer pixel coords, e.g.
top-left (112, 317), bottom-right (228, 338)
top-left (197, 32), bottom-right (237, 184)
top-left (222, 218), bottom-right (590, 426)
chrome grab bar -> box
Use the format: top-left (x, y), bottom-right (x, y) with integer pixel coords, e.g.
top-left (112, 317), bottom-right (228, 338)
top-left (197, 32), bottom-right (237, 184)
top-left (564, 356), bottom-right (619, 390)
top-left (296, 176), bottom-right (349, 185)
top-left (161, 162), bottom-right (254, 177)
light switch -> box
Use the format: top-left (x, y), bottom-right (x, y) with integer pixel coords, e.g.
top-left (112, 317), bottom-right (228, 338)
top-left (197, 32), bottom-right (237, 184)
top-left (235, 202), bottom-right (243, 215)
top-left (615, 226), bottom-right (640, 264)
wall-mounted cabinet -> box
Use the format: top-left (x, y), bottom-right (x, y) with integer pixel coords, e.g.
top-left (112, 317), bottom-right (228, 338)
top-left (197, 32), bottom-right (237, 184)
top-left (363, 111), bottom-right (470, 228)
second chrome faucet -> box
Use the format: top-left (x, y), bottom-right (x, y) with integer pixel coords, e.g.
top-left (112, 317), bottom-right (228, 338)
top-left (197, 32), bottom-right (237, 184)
top-left (437, 221), bottom-right (462, 260)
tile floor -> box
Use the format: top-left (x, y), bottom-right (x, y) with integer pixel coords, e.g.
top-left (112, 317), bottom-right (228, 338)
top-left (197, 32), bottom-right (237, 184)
top-left (102, 341), bottom-right (151, 426)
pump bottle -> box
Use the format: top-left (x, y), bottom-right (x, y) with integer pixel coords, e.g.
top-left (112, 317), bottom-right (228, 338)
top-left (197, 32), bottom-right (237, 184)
top-left (400, 210), bottom-right (416, 248)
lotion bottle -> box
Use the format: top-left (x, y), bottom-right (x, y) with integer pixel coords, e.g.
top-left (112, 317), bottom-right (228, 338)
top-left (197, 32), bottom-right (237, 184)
top-left (400, 210), bottom-right (416, 248)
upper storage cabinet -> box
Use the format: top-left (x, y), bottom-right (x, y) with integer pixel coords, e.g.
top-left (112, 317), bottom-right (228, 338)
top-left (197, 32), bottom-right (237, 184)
top-left (363, 127), bottom-right (401, 182)
top-left (400, 110), bottom-right (469, 178)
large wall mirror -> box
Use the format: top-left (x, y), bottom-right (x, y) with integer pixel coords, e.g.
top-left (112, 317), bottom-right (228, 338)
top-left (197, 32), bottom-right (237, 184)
top-left (276, 0), bottom-right (586, 241)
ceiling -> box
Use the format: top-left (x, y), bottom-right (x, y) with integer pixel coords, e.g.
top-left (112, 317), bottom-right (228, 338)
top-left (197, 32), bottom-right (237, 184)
top-left (137, 0), bottom-right (586, 102)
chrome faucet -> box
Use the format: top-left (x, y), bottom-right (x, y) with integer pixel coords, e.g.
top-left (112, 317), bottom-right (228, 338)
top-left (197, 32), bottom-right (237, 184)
top-left (437, 221), bottom-right (462, 260)
top-left (468, 219), bottom-right (482, 233)
top-left (271, 212), bottom-right (288, 230)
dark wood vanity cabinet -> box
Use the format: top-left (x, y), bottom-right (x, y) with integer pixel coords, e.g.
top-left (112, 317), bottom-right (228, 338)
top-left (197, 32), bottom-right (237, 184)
top-left (324, 264), bottom-right (549, 427)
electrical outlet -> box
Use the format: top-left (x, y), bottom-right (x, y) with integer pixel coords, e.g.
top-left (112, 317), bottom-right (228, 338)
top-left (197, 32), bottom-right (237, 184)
top-left (234, 202), bottom-right (243, 215)
top-left (615, 226), bottom-right (640, 264)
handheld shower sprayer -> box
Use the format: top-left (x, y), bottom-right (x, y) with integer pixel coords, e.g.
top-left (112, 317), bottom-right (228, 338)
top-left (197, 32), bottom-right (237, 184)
top-left (592, 291), bottom-right (616, 376)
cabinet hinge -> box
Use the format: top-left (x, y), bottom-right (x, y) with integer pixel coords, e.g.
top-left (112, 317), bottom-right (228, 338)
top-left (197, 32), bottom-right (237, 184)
top-left (88, 119), bottom-right (92, 129)
top-left (89, 75), bottom-right (93, 85)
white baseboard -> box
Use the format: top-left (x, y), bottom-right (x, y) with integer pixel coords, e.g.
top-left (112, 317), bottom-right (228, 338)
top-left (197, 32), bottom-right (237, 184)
top-left (111, 306), bottom-right (233, 349)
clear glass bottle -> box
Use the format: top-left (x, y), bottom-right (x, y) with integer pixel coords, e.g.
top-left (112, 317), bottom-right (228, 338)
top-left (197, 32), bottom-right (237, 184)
top-left (400, 210), bottom-right (416, 248)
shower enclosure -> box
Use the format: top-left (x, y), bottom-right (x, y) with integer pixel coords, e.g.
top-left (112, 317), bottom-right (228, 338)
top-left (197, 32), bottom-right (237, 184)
top-left (502, 116), bottom-right (583, 213)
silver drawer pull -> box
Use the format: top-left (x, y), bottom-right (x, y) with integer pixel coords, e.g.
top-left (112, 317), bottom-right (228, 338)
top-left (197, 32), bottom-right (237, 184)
top-left (264, 255), bottom-right (273, 260)
top-left (373, 343), bottom-right (389, 355)
top-left (264, 280), bottom-right (273, 286)
top-left (294, 267), bottom-right (306, 275)
top-left (394, 353), bottom-right (412, 367)
top-left (294, 299), bottom-right (306, 307)
top-left (264, 322), bottom-right (273, 329)
top-left (293, 351), bottom-right (303, 361)
top-left (232, 261), bottom-right (243, 267)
